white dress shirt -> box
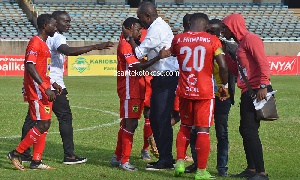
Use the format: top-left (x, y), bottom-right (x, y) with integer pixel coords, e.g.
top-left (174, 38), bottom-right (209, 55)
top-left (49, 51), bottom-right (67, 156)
top-left (46, 32), bottom-right (67, 90)
top-left (135, 17), bottom-right (179, 72)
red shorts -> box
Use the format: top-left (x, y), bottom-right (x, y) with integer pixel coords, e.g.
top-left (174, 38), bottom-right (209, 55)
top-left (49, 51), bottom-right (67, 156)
top-left (144, 75), bottom-right (152, 107)
top-left (120, 99), bottom-right (144, 119)
top-left (179, 98), bottom-right (215, 127)
top-left (28, 100), bottom-right (53, 120)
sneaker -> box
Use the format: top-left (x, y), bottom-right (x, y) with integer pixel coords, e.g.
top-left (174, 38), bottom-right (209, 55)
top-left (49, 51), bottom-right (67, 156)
top-left (119, 162), bottom-right (138, 171)
top-left (141, 150), bottom-right (152, 161)
top-left (248, 174), bottom-right (269, 180)
top-left (195, 169), bottom-right (216, 180)
top-left (148, 136), bottom-right (159, 158)
top-left (145, 162), bottom-right (174, 171)
top-left (184, 154), bottom-right (193, 162)
top-left (185, 163), bottom-right (197, 173)
top-left (7, 150), bottom-right (25, 171)
top-left (231, 169), bottom-right (257, 178)
top-left (30, 160), bottom-right (56, 170)
top-left (110, 154), bottom-right (120, 167)
top-left (174, 159), bottom-right (185, 177)
top-left (63, 156), bottom-right (87, 165)
top-left (218, 170), bottom-right (228, 177)
top-left (21, 155), bottom-right (32, 163)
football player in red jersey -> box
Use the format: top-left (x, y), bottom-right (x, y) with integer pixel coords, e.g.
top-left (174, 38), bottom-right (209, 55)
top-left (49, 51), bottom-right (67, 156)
top-left (7, 14), bottom-right (62, 171)
top-left (110, 17), bottom-right (171, 171)
top-left (171, 13), bottom-right (228, 179)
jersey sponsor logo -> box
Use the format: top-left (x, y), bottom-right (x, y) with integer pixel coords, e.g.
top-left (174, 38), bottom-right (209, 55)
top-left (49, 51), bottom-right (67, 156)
top-left (124, 53), bottom-right (134, 59)
top-left (132, 105), bottom-right (139, 112)
top-left (72, 57), bottom-right (90, 73)
top-left (187, 74), bottom-right (197, 85)
top-left (26, 50), bottom-right (38, 56)
top-left (44, 106), bottom-right (50, 114)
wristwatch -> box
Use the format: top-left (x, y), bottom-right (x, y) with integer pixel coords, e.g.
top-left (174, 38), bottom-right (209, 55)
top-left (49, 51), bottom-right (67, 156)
top-left (260, 84), bottom-right (267, 89)
top-left (126, 36), bottom-right (133, 42)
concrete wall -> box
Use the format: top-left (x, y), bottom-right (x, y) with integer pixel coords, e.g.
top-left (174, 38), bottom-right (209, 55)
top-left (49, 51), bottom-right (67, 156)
top-left (0, 40), bottom-right (299, 56)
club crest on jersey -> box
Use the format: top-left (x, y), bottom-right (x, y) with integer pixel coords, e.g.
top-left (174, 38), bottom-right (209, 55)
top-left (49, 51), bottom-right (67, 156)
top-left (132, 105), bottom-right (139, 112)
top-left (44, 106), bottom-right (50, 114)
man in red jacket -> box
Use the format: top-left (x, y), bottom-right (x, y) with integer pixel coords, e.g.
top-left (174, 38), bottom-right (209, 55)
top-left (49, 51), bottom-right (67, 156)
top-left (222, 13), bottom-right (271, 180)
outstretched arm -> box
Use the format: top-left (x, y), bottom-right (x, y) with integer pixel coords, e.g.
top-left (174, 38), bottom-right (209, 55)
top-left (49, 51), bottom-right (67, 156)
top-left (57, 42), bottom-right (114, 56)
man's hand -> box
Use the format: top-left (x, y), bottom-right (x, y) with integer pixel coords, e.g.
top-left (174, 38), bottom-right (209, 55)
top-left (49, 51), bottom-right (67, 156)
top-left (94, 42), bottom-right (114, 50)
top-left (256, 88), bottom-right (267, 102)
top-left (45, 88), bottom-right (56, 102)
top-left (218, 87), bottom-right (229, 101)
top-left (52, 82), bottom-right (62, 95)
top-left (158, 46), bottom-right (171, 59)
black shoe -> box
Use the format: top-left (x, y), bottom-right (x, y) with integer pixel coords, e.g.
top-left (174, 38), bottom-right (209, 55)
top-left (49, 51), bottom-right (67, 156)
top-left (30, 160), bottom-right (55, 170)
top-left (248, 174), bottom-right (269, 180)
top-left (185, 163), bottom-right (197, 173)
top-left (232, 169), bottom-right (257, 178)
top-left (218, 170), bottom-right (228, 177)
top-left (7, 150), bottom-right (25, 171)
top-left (63, 156), bottom-right (87, 165)
top-left (21, 155), bottom-right (32, 163)
top-left (147, 161), bottom-right (158, 166)
top-left (145, 162), bottom-right (174, 171)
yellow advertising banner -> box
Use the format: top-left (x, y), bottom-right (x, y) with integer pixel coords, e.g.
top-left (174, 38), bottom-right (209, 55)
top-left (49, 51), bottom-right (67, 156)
top-left (68, 55), bottom-right (117, 76)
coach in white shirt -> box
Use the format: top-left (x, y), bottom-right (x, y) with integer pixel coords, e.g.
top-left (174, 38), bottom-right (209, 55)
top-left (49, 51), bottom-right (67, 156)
top-left (20, 11), bottom-right (113, 165)
top-left (125, 2), bottom-right (179, 170)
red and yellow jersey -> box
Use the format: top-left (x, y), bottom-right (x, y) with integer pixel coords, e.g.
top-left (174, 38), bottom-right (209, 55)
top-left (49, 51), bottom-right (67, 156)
top-left (172, 31), bottom-right (223, 100)
top-left (117, 36), bottom-right (145, 100)
top-left (24, 36), bottom-right (51, 101)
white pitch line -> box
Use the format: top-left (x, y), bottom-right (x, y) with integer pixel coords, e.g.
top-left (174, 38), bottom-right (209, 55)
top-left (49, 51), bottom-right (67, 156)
top-left (0, 106), bottom-right (120, 139)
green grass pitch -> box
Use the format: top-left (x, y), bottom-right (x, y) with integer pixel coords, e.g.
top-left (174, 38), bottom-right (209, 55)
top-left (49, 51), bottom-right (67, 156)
top-left (0, 76), bottom-right (299, 179)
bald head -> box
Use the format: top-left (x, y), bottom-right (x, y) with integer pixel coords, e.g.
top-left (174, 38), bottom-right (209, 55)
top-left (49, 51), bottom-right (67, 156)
top-left (138, 1), bottom-right (157, 16)
top-left (137, 1), bottom-right (158, 28)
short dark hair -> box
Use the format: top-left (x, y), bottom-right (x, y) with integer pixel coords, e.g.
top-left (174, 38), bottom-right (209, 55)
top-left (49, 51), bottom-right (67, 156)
top-left (183, 13), bottom-right (192, 28)
top-left (123, 17), bottom-right (140, 29)
top-left (52, 10), bottom-right (68, 20)
top-left (189, 13), bottom-right (209, 23)
top-left (37, 14), bottom-right (53, 30)
top-left (209, 19), bottom-right (223, 28)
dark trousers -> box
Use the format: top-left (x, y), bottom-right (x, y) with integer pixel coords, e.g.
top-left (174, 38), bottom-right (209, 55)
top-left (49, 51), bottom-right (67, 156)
top-left (21, 88), bottom-right (75, 158)
top-left (214, 98), bottom-right (231, 172)
top-left (240, 91), bottom-right (265, 173)
top-left (190, 97), bottom-right (231, 173)
top-left (150, 74), bottom-right (178, 164)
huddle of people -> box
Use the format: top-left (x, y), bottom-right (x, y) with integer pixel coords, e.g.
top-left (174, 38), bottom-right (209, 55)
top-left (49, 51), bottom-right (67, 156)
top-left (112, 2), bottom-right (271, 180)
top-left (7, 2), bottom-right (272, 180)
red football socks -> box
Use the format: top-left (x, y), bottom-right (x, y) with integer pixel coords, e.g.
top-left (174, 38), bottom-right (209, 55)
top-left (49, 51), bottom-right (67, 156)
top-left (16, 126), bottom-right (41, 153)
top-left (176, 124), bottom-right (192, 160)
top-left (33, 131), bottom-right (47, 161)
top-left (121, 129), bottom-right (134, 165)
top-left (143, 118), bottom-right (152, 150)
top-left (114, 126), bottom-right (124, 161)
top-left (196, 132), bottom-right (210, 169)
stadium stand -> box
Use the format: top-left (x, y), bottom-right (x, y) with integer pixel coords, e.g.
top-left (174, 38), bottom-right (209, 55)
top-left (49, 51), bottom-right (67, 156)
top-left (0, 1), bottom-right (37, 40)
top-left (0, 1), bottom-right (299, 42)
